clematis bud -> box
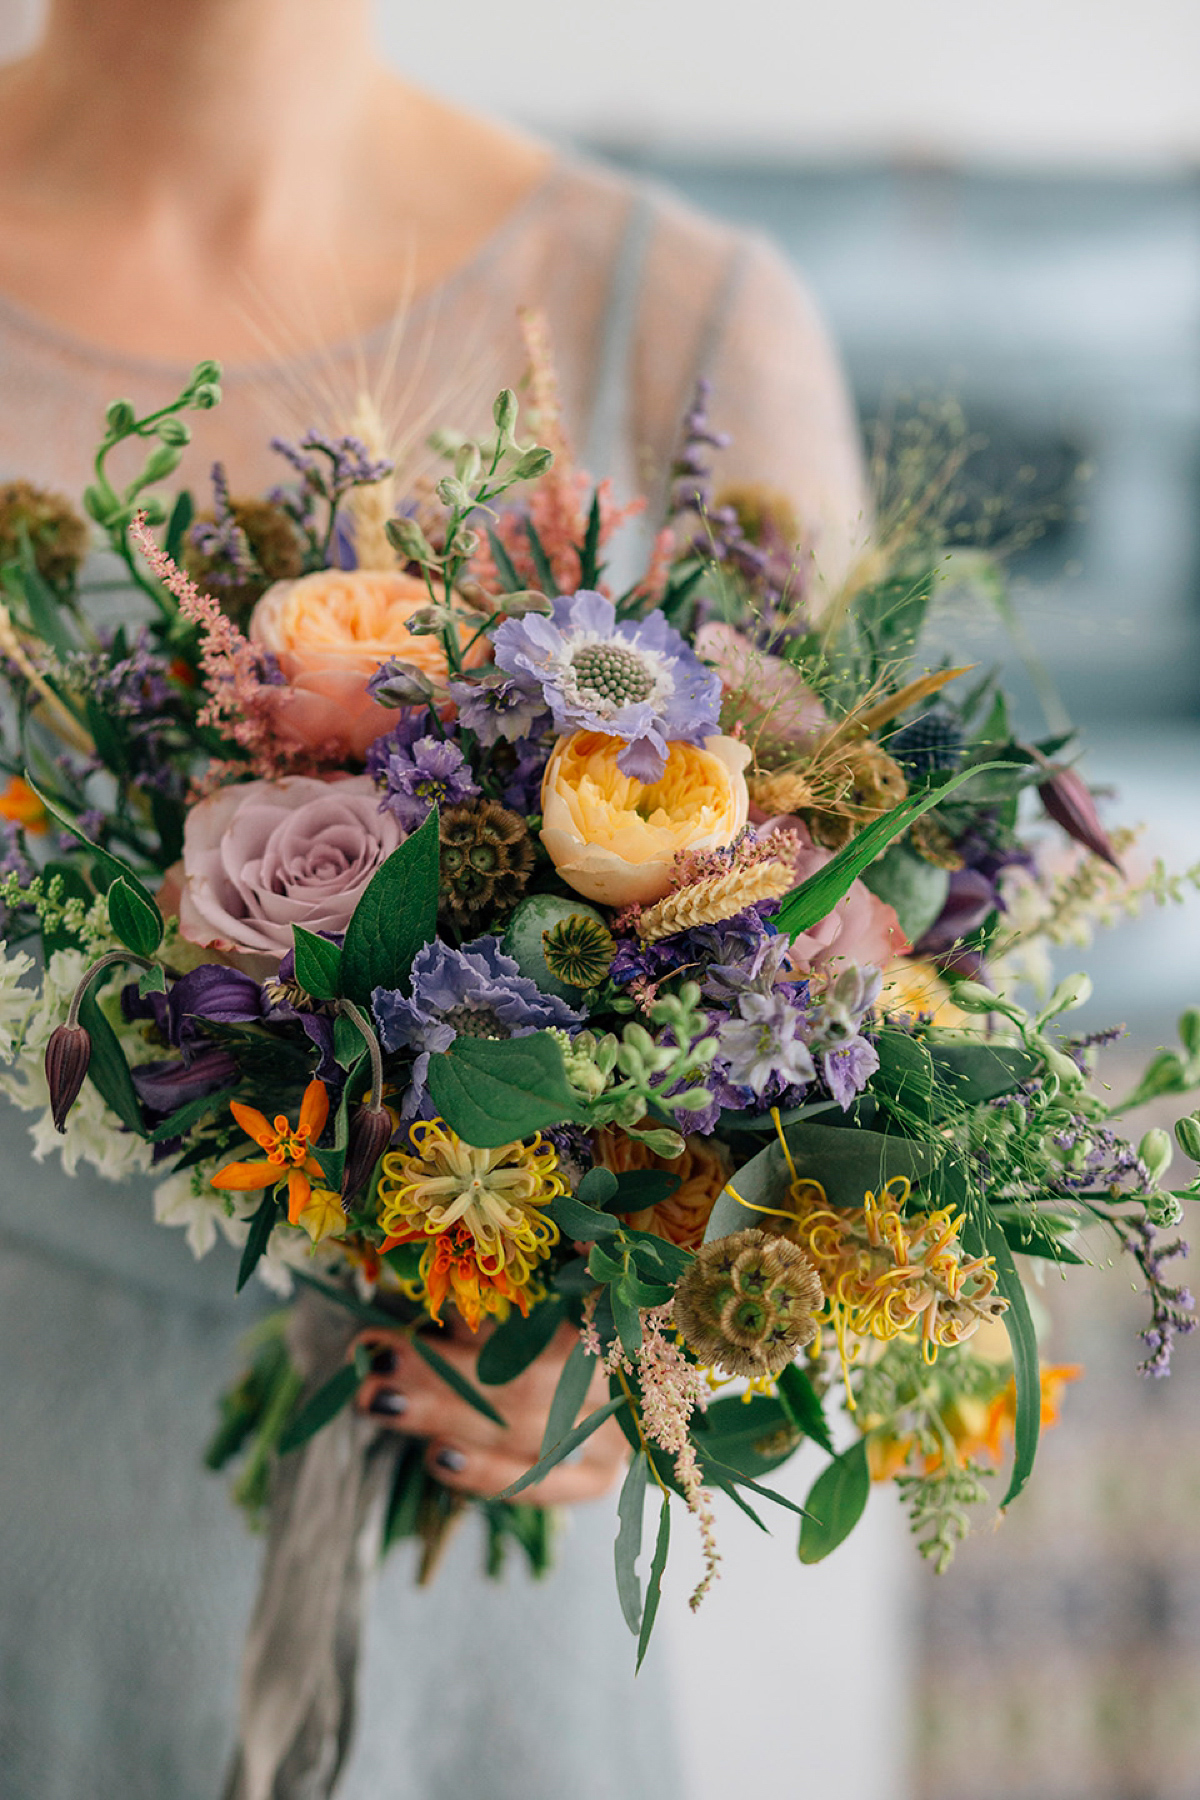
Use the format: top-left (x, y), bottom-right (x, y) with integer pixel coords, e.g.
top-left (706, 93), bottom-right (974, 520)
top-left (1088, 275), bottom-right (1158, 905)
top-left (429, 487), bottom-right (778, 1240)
top-left (1037, 764), bottom-right (1121, 870)
top-left (342, 1104), bottom-right (395, 1204)
top-left (45, 1023), bottom-right (92, 1133)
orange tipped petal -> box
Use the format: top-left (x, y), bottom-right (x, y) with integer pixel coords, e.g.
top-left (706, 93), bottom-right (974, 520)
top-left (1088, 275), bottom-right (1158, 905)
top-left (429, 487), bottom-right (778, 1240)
top-left (299, 1078), bottom-right (330, 1142)
top-left (229, 1101), bottom-right (276, 1147)
top-left (286, 1167), bottom-right (312, 1225)
top-left (212, 1160), bottom-right (279, 1192)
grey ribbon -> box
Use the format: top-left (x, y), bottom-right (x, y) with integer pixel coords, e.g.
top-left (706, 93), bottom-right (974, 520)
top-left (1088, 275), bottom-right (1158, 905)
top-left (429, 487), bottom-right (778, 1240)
top-left (223, 1291), bottom-right (397, 1800)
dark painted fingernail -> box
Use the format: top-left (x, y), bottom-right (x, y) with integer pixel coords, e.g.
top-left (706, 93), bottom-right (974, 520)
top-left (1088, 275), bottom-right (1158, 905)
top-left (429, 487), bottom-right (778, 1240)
top-left (369, 1390), bottom-right (408, 1418)
top-left (435, 1447), bottom-right (468, 1473)
top-left (369, 1347), bottom-right (398, 1376)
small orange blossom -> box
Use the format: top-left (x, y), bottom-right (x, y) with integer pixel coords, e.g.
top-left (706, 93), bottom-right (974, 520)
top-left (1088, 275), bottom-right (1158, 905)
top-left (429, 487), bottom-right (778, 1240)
top-left (211, 1078), bottom-right (330, 1225)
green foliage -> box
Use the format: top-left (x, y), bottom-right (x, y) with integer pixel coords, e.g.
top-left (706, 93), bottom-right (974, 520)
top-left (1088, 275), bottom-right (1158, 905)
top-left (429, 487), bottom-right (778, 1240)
top-left (26, 777), bottom-right (163, 946)
top-left (427, 1030), bottom-right (582, 1148)
top-left (407, 1333), bottom-right (508, 1428)
top-left (637, 1492), bottom-right (671, 1671)
top-left (477, 1296), bottom-right (567, 1386)
top-left (777, 1361), bottom-right (836, 1456)
top-left (77, 982), bottom-right (146, 1136)
top-left (539, 1336), bottom-right (597, 1458)
top-left (497, 1395), bottom-right (628, 1500)
top-left (236, 1189), bottom-right (281, 1293)
top-left (278, 1346), bottom-right (371, 1456)
top-left (615, 1451), bottom-right (650, 1634)
top-left (798, 1439), bottom-right (870, 1563)
top-left (340, 807), bottom-right (440, 1006)
top-left (292, 927), bottom-right (343, 1002)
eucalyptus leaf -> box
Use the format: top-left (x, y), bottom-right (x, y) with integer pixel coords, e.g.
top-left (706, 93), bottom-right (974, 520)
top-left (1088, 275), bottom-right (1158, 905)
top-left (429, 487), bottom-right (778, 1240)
top-left (798, 1439), bottom-right (870, 1563)
top-left (497, 1395), bottom-right (627, 1500)
top-left (549, 1190), bottom-right (623, 1241)
top-left (636, 1492), bottom-right (671, 1671)
top-left (929, 1041), bottom-right (1038, 1105)
top-left (576, 1165), bottom-right (619, 1210)
top-left (539, 1336), bottom-right (596, 1458)
top-left (477, 1297), bottom-right (566, 1386)
top-left (277, 1347), bottom-right (370, 1456)
top-left (615, 1451), bottom-right (649, 1635)
top-left (965, 1207), bottom-right (1040, 1507)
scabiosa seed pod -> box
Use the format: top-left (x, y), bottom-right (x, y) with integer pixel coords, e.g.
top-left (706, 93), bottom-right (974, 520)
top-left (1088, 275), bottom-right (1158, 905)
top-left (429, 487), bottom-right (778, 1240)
top-left (438, 799), bottom-right (535, 931)
top-left (1037, 764), bottom-right (1121, 870)
top-left (342, 1104), bottom-right (395, 1203)
top-left (541, 915), bottom-right (616, 990)
top-left (673, 1227), bottom-right (823, 1379)
top-left (45, 1023), bottom-right (92, 1133)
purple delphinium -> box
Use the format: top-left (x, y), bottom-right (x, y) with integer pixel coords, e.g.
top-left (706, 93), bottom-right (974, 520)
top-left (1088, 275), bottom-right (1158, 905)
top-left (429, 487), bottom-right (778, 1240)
top-left (372, 937), bottom-right (584, 1118)
top-left (448, 673), bottom-right (550, 748)
top-left (717, 991), bottom-right (817, 1097)
top-left (499, 734), bottom-right (554, 815)
top-left (374, 733), bottom-right (478, 829)
top-left (610, 904), bottom-right (778, 999)
top-left (492, 589), bottom-right (721, 782)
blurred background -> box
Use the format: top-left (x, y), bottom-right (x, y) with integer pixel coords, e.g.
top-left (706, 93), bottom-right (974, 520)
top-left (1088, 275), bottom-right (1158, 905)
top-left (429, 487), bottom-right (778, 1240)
top-left (4, 2), bottom-right (1196, 1795)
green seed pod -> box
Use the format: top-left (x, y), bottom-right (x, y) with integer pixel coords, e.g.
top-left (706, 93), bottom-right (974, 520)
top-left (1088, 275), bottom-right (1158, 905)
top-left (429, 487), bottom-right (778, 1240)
top-left (1146, 1190), bottom-right (1184, 1229)
top-left (157, 416), bottom-right (191, 448)
top-left (512, 446), bottom-right (553, 482)
top-left (1174, 1114), bottom-right (1200, 1164)
top-left (503, 894), bottom-right (610, 1000)
top-left (493, 388), bottom-right (519, 439)
top-left (105, 399), bottom-right (137, 437)
top-left (1139, 1128), bottom-right (1174, 1186)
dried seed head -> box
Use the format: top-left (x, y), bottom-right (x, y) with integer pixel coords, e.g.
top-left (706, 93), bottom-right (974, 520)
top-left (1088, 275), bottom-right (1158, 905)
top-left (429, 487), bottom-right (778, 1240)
top-left (674, 1227), bottom-right (823, 1379)
top-left (439, 799), bottom-right (535, 930)
top-left (45, 1023), bottom-right (92, 1133)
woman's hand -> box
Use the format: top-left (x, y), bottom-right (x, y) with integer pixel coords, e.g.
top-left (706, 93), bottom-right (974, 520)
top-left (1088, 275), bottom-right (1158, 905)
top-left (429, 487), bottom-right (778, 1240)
top-left (353, 1320), bottom-right (627, 1505)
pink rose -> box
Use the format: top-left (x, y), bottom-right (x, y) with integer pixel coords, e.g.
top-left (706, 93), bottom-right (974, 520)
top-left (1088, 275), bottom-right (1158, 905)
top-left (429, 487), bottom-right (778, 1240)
top-left (764, 819), bottom-right (908, 973)
top-left (695, 621), bottom-right (826, 753)
top-left (178, 775), bottom-right (402, 974)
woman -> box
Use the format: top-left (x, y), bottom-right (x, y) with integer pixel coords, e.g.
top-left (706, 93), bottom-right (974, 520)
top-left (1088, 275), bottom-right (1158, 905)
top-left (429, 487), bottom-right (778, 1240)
top-left (0, 3), bottom-right (865, 1796)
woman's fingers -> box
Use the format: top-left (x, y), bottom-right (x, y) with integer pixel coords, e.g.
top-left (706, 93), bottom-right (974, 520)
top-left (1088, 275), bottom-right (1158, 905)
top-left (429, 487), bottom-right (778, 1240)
top-left (422, 1410), bottom-right (629, 1505)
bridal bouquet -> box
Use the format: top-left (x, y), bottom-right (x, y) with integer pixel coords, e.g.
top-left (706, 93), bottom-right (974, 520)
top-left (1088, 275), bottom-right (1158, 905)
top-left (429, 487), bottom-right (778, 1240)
top-left (1, 336), bottom-right (1197, 1668)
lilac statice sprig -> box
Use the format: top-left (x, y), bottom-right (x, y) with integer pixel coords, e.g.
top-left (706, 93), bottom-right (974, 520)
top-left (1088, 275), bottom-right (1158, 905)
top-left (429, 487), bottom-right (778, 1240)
top-left (552, 981), bottom-right (718, 1157)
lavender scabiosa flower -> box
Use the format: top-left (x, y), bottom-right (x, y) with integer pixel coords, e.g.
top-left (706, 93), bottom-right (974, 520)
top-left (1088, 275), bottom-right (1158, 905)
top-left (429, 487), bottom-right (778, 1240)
top-left (374, 733), bottom-right (479, 830)
top-left (717, 991), bottom-right (817, 1098)
top-left (493, 589), bottom-right (721, 782)
top-left (372, 936), bottom-right (583, 1117)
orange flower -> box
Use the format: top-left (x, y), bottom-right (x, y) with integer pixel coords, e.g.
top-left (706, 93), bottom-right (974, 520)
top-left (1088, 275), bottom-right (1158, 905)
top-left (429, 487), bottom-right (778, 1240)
top-left (211, 1078), bottom-right (331, 1226)
top-left (596, 1129), bottom-right (732, 1250)
top-left (0, 775), bottom-right (46, 832)
top-left (982, 1362), bottom-right (1083, 1463)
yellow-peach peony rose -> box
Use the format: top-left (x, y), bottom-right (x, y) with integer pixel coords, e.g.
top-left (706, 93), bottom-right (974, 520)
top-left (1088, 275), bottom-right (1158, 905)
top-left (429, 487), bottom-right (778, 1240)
top-left (540, 729), bottom-right (750, 907)
top-left (249, 568), bottom-right (487, 760)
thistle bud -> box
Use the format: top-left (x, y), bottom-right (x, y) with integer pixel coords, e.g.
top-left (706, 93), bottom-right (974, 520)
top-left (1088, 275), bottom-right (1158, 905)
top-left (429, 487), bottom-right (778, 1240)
top-left (1038, 765), bottom-right (1121, 870)
top-left (45, 1023), bottom-right (92, 1133)
top-left (1174, 1114), bottom-right (1200, 1164)
top-left (1139, 1128), bottom-right (1174, 1186)
top-left (342, 1105), bottom-right (395, 1203)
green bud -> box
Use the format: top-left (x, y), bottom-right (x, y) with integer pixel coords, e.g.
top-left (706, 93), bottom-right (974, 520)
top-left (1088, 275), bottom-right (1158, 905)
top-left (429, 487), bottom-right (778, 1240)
top-left (1139, 1127), bottom-right (1174, 1186)
top-left (1042, 1046), bottom-right (1085, 1091)
top-left (1146, 1190), bottom-right (1184, 1229)
top-left (671, 1085), bottom-right (715, 1114)
top-left (493, 388), bottom-right (519, 439)
top-left (947, 980), bottom-right (1002, 1014)
top-left (435, 476), bottom-right (470, 510)
top-left (630, 1127), bottom-right (685, 1159)
top-left (1174, 1114), bottom-right (1200, 1164)
top-left (140, 497), bottom-right (167, 527)
top-left (157, 416), bottom-right (191, 447)
top-left (405, 604), bottom-right (453, 637)
top-left (511, 446), bottom-right (553, 482)
top-left (1180, 1008), bottom-right (1200, 1062)
top-left (1039, 972), bottom-right (1093, 1023)
top-left (385, 516), bottom-right (437, 564)
top-left (189, 359), bottom-right (223, 386)
top-left (105, 399), bottom-right (137, 437)
top-left (453, 442), bottom-right (482, 486)
top-left (191, 383), bottom-right (222, 411)
top-left (83, 483), bottom-right (120, 526)
top-left (595, 1034), bottom-right (619, 1078)
top-left (141, 443), bottom-right (183, 484)
top-left (498, 590), bottom-right (553, 618)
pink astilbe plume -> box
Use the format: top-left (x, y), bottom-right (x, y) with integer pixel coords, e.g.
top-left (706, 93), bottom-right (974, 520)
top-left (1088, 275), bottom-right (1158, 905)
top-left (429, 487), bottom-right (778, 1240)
top-left (129, 512), bottom-right (304, 779)
top-left (469, 307), bottom-right (644, 600)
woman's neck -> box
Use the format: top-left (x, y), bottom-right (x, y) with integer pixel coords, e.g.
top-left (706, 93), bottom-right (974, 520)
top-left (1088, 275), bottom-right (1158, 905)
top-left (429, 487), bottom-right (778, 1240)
top-left (0, 0), bottom-right (553, 361)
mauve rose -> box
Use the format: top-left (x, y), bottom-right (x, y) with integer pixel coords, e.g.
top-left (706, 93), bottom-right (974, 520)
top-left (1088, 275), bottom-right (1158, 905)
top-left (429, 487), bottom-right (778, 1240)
top-left (762, 818), bottom-right (908, 973)
top-left (695, 621), bottom-right (826, 753)
top-left (178, 775), bottom-right (403, 973)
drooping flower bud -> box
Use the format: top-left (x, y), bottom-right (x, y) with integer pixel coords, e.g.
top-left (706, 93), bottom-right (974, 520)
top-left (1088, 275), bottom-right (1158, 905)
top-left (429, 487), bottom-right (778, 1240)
top-left (45, 1023), bottom-right (92, 1133)
top-left (1038, 765), bottom-right (1121, 870)
top-left (673, 1227), bottom-right (823, 1379)
top-left (342, 1104), bottom-right (395, 1203)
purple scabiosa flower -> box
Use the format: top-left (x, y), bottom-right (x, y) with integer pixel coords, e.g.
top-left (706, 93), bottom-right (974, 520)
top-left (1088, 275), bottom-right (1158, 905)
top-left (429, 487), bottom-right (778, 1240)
top-left (372, 936), bottom-right (584, 1117)
top-left (717, 991), bottom-right (817, 1099)
top-left (375, 734), bottom-right (479, 830)
top-left (492, 589), bottom-right (722, 782)
top-left (448, 672), bottom-right (550, 747)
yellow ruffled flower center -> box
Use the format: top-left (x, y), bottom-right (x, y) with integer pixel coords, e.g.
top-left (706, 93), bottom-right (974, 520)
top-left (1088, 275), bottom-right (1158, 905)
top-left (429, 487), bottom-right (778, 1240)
top-left (549, 730), bottom-right (740, 855)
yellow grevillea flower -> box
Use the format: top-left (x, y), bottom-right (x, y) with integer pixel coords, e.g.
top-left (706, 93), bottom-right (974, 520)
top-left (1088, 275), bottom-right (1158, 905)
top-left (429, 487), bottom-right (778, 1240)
top-left (540, 729), bottom-right (750, 906)
top-left (375, 1120), bottom-right (565, 1330)
top-left (211, 1077), bottom-right (330, 1226)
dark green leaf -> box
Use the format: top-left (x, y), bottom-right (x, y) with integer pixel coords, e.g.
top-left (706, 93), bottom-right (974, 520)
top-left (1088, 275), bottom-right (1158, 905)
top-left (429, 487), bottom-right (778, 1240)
top-left (148, 1089), bottom-right (226, 1143)
top-left (612, 1276), bottom-right (644, 1358)
top-left (552, 1189), bottom-right (623, 1240)
top-left (622, 1231), bottom-right (694, 1283)
top-left (577, 1165), bottom-right (619, 1209)
top-left (278, 1348), bottom-right (370, 1455)
top-left (774, 761), bottom-right (1018, 940)
top-left (149, 788), bottom-right (185, 865)
top-left (407, 1333), bottom-right (508, 1428)
top-left (477, 1296), bottom-right (566, 1385)
top-left (873, 1029), bottom-right (936, 1126)
top-left (236, 1189), bottom-right (280, 1293)
top-left (497, 1394), bottom-right (627, 1499)
top-left (994, 1207), bottom-right (1084, 1264)
top-left (164, 489), bottom-right (194, 562)
top-left (636, 1492), bottom-right (671, 1671)
top-left (428, 1030), bottom-right (580, 1148)
top-left (77, 982), bottom-right (146, 1136)
top-left (611, 1169), bottom-right (681, 1211)
top-left (588, 1243), bottom-right (625, 1282)
top-left (579, 490), bottom-right (603, 590)
top-left (701, 1454), bottom-right (811, 1519)
top-left (615, 1451), bottom-right (649, 1634)
top-left (25, 776), bottom-right (163, 926)
top-left (540, 1336), bottom-right (596, 1457)
top-left (15, 548), bottom-right (78, 658)
top-left (966, 1208), bottom-right (1040, 1507)
top-left (293, 926), bottom-right (343, 1001)
top-left (106, 876), bottom-right (164, 957)
top-left (39, 860), bottom-right (94, 956)
top-left (485, 527), bottom-right (525, 595)
top-left (340, 805), bottom-right (439, 1006)
top-left (798, 1438), bottom-right (870, 1563)
top-left (695, 1393), bottom-right (799, 1480)
top-left (778, 1361), bottom-right (836, 1456)
top-left (929, 1042), bottom-right (1039, 1106)
top-left (523, 518), bottom-right (558, 597)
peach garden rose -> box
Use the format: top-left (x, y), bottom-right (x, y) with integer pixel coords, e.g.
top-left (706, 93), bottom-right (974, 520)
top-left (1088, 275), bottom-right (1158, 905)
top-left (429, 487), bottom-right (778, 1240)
top-left (540, 729), bottom-right (751, 907)
top-left (249, 568), bottom-right (487, 761)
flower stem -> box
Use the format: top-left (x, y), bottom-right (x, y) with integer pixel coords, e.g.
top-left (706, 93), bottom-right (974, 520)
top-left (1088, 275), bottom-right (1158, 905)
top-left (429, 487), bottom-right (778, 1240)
top-left (336, 998), bottom-right (384, 1112)
top-left (65, 949), bottom-right (156, 1028)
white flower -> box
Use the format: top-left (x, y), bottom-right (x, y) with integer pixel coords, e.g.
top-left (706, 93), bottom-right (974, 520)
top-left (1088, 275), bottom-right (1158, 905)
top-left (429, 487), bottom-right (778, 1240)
top-left (0, 940), bottom-right (36, 1061)
top-left (154, 1168), bottom-right (249, 1260)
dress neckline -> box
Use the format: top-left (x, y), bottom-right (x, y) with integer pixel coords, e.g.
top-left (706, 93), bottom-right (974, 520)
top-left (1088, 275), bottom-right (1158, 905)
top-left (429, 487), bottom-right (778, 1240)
top-left (0, 151), bottom-right (571, 385)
